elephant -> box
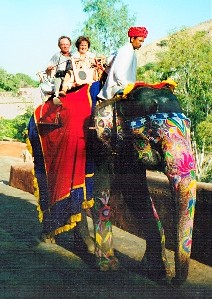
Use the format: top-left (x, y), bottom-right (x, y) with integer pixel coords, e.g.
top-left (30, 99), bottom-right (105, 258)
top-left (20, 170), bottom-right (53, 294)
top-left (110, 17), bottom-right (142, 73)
top-left (90, 82), bottom-right (196, 286)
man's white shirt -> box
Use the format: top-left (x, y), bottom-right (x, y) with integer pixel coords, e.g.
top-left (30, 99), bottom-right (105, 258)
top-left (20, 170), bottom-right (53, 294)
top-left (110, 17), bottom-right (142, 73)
top-left (98, 43), bottom-right (137, 100)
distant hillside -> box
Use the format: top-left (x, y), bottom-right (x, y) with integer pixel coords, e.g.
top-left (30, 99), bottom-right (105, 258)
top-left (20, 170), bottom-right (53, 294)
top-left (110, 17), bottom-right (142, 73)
top-left (136, 19), bottom-right (212, 67)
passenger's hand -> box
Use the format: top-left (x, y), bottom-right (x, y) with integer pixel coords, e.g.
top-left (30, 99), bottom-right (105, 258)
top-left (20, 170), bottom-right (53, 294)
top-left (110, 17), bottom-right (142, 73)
top-left (46, 66), bottom-right (55, 76)
top-left (72, 82), bottom-right (78, 87)
top-left (47, 66), bottom-right (55, 71)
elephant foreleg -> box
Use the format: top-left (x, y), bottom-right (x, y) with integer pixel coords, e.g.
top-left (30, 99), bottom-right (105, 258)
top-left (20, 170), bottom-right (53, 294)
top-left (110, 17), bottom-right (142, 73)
top-left (91, 160), bottom-right (119, 271)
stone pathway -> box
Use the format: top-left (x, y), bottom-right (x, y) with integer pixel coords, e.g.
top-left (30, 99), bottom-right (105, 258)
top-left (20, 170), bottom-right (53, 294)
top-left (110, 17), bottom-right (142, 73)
top-left (0, 156), bottom-right (211, 299)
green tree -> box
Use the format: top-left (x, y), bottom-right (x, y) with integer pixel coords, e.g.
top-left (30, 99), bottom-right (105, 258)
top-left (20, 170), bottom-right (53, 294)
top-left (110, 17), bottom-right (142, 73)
top-left (0, 108), bottom-right (33, 142)
top-left (14, 73), bottom-right (39, 88)
top-left (194, 115), bottom-right (212, 182)
top-left (0, 68), bottom-right (19, 92)
top-left (196, 114), bottom-right (212, 153)
top-left (0, 118), bottom-right (17, 140)
top-left (137, 62), bottom-right (161, 83)
top-left (78, 0), bottom-right (135, 56)
top-left (0, 68), bottom-right (38, 93)
top-left (156, 29), bottom-right (212, 130)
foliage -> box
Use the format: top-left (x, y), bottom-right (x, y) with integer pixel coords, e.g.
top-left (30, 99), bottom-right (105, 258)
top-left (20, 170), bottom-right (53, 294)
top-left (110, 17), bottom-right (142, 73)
top-left (0, 68), bottom-right (37, 141)
top-left (196, 114), bottom-right (212, 153)
top-left (137, 62), bottom-right (161, 83)
top-left (78, 0), bottom-right (135, 56)
top-left (0, 68), bottom-right (38, 94)
top-left (156, 29), bottom-right (212, 130)
top-left (193, 135), bottom-right (212, 182)
top-left (194, 115), bottom-right (212, 182)
top-left (0, 108), bottom-right (33, 142)
top-left (201, 166), bottom-right (212, 183)
top-left (0, 118), bottom-right (17, 140)
top-left (14, 73), bottom-right (39, 88)
top-left (156, 40), bottom-right (168, 47)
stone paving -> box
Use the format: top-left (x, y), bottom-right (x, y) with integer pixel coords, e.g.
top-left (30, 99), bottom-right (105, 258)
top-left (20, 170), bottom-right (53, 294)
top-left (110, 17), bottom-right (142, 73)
top-left (0, 156), bottom-right (211, 299)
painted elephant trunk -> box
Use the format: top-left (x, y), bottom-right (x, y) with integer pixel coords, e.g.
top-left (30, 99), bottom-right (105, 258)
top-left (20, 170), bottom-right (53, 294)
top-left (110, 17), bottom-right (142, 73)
top-left (124, 111), bottom-right (196, 285)
top-left (162, 119), bottom-right (196, 285)
top-left (170, 175), bottom-right (196, 285)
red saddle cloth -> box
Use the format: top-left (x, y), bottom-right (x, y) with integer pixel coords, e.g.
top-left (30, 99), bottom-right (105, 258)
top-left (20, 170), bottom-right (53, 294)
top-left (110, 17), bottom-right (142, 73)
top-left (34, 84), bottom-right (92, 206)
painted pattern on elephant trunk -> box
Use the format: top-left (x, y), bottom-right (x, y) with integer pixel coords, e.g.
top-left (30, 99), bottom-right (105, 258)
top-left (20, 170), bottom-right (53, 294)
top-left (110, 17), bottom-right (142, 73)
top-left (129, 112), bottom-right (196, 282)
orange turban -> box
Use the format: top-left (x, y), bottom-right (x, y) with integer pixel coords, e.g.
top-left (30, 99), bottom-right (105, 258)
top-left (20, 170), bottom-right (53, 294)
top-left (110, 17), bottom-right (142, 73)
top-left (128, 27), bottom-right (148, 38)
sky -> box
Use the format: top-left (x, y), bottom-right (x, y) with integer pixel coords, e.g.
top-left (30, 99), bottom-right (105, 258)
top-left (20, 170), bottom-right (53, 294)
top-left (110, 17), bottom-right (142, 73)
top-left (0, 0), bottom-right (211, 80)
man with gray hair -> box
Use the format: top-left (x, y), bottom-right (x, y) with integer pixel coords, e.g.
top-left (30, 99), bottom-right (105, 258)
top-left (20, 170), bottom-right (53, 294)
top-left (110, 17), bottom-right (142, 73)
top-left (46, 35), bottom-right (72, 105)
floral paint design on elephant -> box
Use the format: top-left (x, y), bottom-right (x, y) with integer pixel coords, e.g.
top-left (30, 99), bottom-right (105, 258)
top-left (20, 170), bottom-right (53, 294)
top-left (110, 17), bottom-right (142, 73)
top-left (94, 190), bottom-right (119, 271)
top-left (95, 104), bottom-right (123, 145)
top-left (129, 112), bottom-right (196, 257)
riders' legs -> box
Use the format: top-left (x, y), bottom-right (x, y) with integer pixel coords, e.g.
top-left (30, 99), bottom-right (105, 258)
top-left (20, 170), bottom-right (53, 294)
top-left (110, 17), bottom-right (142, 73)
top-left (54, 77), bottom-right (62, 97)
top-left (60, 70), bottom-right (74, 94)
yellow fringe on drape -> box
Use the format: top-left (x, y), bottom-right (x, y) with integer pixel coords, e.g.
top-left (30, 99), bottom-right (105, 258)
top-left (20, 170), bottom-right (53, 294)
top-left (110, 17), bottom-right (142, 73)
top-left (82, 198), bottom-right (94, 209)
top-left (37, 205), bottom-right (43, 223)
top-left (26, 136), bottom-right (40, 199)
top-left (54, 213), bottom-right (82, 235)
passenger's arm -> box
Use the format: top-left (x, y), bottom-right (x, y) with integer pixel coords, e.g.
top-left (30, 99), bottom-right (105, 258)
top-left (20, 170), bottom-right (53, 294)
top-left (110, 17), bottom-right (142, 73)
top-left (113, 49), bottom-right (134, 88)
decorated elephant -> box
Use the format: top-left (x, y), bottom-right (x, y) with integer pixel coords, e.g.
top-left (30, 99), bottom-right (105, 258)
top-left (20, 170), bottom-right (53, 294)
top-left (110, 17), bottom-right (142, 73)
top-left (91, 81), bottom-right (196, 286)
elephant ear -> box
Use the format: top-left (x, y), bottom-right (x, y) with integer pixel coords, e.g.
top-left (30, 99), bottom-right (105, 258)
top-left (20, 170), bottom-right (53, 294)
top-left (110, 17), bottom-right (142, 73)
top-left (120, 87), bottom-right (158, 118)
